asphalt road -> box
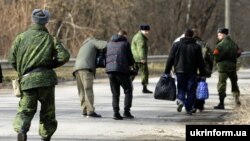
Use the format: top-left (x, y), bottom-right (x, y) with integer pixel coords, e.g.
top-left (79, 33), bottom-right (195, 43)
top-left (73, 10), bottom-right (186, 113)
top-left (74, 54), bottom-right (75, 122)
top-left (1, 69), bottom-right (250, 141)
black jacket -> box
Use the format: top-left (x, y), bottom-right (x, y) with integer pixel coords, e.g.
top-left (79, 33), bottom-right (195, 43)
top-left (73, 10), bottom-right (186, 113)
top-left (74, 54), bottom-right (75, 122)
top-left (106, 35), bottom-right (135, 75)
top-left (165, 37), bottom-right (205, 76)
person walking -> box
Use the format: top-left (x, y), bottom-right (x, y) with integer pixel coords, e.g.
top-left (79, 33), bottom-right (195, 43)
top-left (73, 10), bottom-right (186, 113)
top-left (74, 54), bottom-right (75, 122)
top-left (131, 24), bottom-right (152, 94)
top-left (213, 28), bottom-right (241, 109)
top-left (73, 36), bottom-right (107, 118)
top-left (164, 29), bottom-right (206, 115)
top-left (192, 28), bottom-right (214, 112)
top-left (9, 9), bottom-right (70, 141)
top-left (106, 30), bottom-right (135, 120)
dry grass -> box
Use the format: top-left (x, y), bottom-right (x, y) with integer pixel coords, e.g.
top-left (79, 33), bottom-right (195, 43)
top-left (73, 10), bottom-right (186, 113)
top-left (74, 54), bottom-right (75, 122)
top-left (225, 98), bottom-right (250, 125)
top-left (2, 63), bottom-right (166, 86)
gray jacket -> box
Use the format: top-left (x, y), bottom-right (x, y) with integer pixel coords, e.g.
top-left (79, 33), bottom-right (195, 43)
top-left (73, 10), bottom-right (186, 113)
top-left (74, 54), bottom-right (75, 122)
top-left (73, 37), bottom-right (107, 75)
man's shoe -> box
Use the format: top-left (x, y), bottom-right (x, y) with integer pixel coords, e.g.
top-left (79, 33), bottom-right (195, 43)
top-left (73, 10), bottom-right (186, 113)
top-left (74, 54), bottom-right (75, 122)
top-left (186, 110), bottom-right (192, 115)
top-left (198, 107), bottom-right (205, 112)
top-left (142, 89), bottom-right (153, 94)
top-left (177, 103), bottom-right (183, 112)
top-left (41, 138), bottom-right (50, 141)
top-left (214, 104), bottom-right (225, 110)
top-left (123, 112), bottom-right (134, 119)
top-left (113, 113), bottom-right (123, 120)
top-left (87, 112), bottom-right (102, 118)
top-left (191, 109), bottom-right (197, 113)
top-left (17, 131), bottom-right (27, 141)
top-left (82, 113), bottom-right (87, 117)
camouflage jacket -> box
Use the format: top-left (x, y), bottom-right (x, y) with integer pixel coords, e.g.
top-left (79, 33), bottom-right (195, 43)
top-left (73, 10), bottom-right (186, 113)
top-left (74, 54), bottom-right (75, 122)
top-left (131, 31), bottom-right (148, 62)
top-left (213, 36), bottom-right (240, 72)
top-left (73, 37), bottom-right (107, 75)
top-left (9, 24), bottom-right (70, 90)
top-left (194, 36), bottom-right (214, 77)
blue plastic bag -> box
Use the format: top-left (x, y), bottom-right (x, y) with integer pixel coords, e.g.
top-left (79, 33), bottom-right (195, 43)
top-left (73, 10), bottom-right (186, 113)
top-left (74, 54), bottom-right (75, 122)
top-left (196, 81), bottom-right (209, 100)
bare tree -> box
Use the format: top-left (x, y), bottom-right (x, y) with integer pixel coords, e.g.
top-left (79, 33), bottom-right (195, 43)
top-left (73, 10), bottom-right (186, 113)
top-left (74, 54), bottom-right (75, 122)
top-left (0, 0), bottom-right (249, 59)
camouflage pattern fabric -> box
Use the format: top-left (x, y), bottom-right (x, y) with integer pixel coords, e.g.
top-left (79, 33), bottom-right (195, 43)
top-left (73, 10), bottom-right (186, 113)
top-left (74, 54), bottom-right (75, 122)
top-left (132, 62), bottom-right (149, 85)
top-left (9, 24), bottom-right (69, 139)
top-left (217, 71), bottom-right (240, 97)
top-left (13, 86), bottom-right (57, 139)
top-left (8, 24), bottom-right (70, 90)
top-left (131, 31), bottom-right (148, 62)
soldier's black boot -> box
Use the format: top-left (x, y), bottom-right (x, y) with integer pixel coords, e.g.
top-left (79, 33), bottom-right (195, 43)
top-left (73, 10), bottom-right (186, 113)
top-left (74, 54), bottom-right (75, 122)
top-left (17, 130), bottom-right (27, 141)
top-left (214, 96), bottom-right (225, 109)
top-left (233, 92), bottom-right (241, 107)
top-left (41, 137), bottom-right (50, 141)
top-left (235, 95), bottom-right (241, 106)
top-left (142, 85), bottom-right (152, 94)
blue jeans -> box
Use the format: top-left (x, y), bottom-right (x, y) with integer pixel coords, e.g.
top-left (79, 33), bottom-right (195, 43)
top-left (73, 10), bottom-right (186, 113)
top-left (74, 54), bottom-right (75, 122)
top-left (176, 73), bottom-right (198, 112)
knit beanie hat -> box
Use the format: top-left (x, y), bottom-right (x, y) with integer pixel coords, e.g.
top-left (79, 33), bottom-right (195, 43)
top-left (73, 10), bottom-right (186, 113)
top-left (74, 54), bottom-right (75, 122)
top-left (31, 9), bottom-right (50, 25)
top-left (217, 28), bottom-right (229, 35)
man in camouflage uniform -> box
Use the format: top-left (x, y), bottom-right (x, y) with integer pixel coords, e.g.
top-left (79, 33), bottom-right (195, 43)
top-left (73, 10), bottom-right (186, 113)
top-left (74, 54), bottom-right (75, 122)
top-left (9, 9), bottom-right (70, 141)
top-left (213, 28), bottom-right (241, 110)
top-left (131, 24), bottom-right (152, 94)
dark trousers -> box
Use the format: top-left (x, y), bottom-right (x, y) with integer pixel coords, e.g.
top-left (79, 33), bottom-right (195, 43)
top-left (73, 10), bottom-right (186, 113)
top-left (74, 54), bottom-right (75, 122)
top-left (193, 99), bottom-right (205, 110)
top-left (108, 72), bottom-right (133, 113)
top-left (176, 73), bottom-right (198, 112)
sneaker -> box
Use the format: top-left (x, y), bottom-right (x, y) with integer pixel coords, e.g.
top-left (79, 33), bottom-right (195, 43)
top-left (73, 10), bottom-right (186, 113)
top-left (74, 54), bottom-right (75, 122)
top-left (186, 111), bottom-right (192, 115)
top-left (123, 112), bottom-right (134, 119)
top-left (87, 112), bottom-right (102, 118)
top-left (17, 132), bottom-right (27, 141)
top-left (177, 103), bottom-right (183, 112)
top-left (214, 104), bottom-right (225, 110)
top-left (191, 109), bottom-right (197, 113)
top-left (113, 113), bottom-right (123, 120)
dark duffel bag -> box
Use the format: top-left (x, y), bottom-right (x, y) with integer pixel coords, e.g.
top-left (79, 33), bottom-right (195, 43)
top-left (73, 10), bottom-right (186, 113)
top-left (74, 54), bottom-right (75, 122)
top-left (154, 74), bottom-right (176, 101)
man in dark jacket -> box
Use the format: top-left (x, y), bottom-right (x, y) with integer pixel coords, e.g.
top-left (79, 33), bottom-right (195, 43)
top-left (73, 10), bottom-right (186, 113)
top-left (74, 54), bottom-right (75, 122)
top-left (9, 9), bottom-right (70, 141)
top-left (213, 28), bottom-right (241, 109)
top-left (106, 30), bottom-right (135, 120)
top-left (164, 29), bottom-right (205, 115)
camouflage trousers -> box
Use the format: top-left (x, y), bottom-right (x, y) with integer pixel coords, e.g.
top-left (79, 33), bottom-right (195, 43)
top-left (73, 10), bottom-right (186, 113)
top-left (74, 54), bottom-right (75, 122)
top-left (13, 86), bottom-right (57, 139)
top-left (217, 71), bottom-right (240, 97)
top-left (130, 62), bottom-right (149, 85)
